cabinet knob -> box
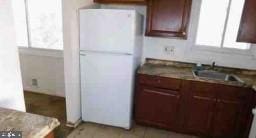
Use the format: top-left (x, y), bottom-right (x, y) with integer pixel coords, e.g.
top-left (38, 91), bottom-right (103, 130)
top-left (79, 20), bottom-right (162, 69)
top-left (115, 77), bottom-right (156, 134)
top-left (182, 32), bottom-right (186, 36)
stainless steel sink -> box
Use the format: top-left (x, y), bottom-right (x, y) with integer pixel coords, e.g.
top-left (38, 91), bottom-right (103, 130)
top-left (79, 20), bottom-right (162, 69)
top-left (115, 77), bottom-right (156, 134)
top-left (192, 70), bottom-right (243, 83)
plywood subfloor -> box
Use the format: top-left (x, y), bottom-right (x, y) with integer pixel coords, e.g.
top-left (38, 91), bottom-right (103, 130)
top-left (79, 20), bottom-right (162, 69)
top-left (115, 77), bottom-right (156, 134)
top-left (24, 91), bottom-right (73, 138)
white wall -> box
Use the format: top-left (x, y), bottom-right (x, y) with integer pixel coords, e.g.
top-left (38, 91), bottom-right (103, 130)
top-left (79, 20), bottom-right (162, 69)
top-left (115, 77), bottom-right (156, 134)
top-left (252, 46), bottom-right (256, 57)
top-left (0, 0), bottom-right (25, 111)
top-left (101, 0), bottom-right (256, 70)
top-left (62, 0), bottom-right (95, 125)
top-left (19, 48), bottom-right (65, 97)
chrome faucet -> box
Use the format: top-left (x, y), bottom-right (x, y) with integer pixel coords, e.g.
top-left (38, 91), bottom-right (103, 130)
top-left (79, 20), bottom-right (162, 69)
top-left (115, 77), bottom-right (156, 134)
top-left (211, 61), bottom-right (216, 70)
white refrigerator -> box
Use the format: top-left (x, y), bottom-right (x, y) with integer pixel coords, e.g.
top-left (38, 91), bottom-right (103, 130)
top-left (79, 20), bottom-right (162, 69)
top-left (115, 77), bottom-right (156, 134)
top-left (79, 9), bottom-right (143, 129)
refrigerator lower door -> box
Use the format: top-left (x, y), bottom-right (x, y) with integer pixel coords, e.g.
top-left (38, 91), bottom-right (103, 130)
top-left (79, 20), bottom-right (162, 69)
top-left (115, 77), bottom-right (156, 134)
top-left (80, 51), bottom-right (134, 129)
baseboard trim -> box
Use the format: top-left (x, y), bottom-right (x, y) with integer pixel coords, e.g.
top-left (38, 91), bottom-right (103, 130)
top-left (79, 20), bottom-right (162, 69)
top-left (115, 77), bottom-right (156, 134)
top-left (66, 118), bottom-right (82, 128)
top-left (24, 90), bottom-right (65, 98)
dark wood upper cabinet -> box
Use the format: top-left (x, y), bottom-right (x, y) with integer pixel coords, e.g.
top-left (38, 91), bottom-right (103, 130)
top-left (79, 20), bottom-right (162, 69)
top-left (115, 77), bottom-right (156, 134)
top-left (94, 0), bottom-right (147, 4)
top-left (145, 0), bottom-right (192, 38)
top-left (237, 0), bottom-right (256, 43)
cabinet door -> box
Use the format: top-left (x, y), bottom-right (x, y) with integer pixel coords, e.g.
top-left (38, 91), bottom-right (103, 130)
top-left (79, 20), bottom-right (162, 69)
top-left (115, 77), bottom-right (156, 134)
top-left (211, 100), bottom-right (244, 138)
top-left (183, 82), bottom-right (216, 136)
top-left (94, 0), bottom-right (146, 4)
top-left (237, 0), bottom-right (256, 43)
top-left (135, 86), bottom-right (181, 129)
top-left (211, 86), bottom-right (251, 138)
top-left (146, 0), bottom-right (192, 38)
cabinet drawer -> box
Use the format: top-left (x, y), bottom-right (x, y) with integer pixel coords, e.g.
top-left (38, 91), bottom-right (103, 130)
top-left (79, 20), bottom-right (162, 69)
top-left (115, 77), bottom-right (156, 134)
top-left (142, 86), bottom-right (180, 96)
top-left (135, 86), bottom-right (181, 129)
top-left (217, 85), bottom-right (250, 101)
top-left (191, 81), bottom-right (217, 98)
top-left (138, 74), bottom-right (181, 90)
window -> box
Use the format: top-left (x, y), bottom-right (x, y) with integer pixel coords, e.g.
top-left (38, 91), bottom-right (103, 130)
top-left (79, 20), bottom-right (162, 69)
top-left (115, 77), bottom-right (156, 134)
top-left (196, 0), bottom-right (250, 50)
top-left (12, 0), bottom-right (63, 50)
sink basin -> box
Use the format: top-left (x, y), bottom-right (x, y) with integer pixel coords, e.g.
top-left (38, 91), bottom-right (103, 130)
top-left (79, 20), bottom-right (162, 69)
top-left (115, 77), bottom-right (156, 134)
top-left (192, 70), bottom-right (243, 82)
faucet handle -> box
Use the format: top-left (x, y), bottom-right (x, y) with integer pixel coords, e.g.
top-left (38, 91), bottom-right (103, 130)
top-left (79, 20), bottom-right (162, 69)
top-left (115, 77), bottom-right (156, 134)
top-left (212, 61), bottom-right (216, 69)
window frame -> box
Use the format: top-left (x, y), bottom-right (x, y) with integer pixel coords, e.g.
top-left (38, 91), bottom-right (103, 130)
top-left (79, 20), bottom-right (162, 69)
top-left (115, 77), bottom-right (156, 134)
top-left (195, 0), bottom-right (252, 52)
top-left (16, 0), bottom-right (63, 50)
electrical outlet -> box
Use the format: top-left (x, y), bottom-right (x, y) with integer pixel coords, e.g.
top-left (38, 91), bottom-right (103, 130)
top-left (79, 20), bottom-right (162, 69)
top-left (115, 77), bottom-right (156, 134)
top-left (164, 46), bottom-right (175, 55)
top-left (32, 79), bottom-right (38, 87)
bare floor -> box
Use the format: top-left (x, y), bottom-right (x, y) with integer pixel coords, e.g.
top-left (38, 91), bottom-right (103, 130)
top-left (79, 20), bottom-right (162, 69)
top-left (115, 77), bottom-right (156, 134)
top-left (24, 91), bottom-right (197, 138)
top-left (68, 123), bottom-right (198, 138)
top-left (24, 91), bottom-right (73, 138)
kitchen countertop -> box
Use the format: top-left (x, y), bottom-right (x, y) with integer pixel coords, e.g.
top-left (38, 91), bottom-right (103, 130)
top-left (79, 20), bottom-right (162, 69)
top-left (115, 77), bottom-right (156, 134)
top-left (0, 107), bottom-right (60, 138)
top-left (138, 59), bottom-right (256, 90)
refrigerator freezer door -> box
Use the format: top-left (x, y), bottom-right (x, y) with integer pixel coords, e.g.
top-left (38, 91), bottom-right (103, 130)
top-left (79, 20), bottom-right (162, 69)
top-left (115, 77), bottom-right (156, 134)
top-left (80, 9), bottom-right (136, 54)
top-left (80, 52), bottom-right (134, 129)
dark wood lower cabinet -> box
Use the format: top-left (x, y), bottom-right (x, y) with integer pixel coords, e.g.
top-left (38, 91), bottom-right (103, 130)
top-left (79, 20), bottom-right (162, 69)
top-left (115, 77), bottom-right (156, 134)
top-left (135, 74), bottom-right (254, 138)
top-left (211, 100), bottom-right (244, 138)
top-left (184, 95), bottom-right (215, 136)
top-left (135, 86), bottom-right (181, 129)
top-left (183, 82), bottom-right (216, 136)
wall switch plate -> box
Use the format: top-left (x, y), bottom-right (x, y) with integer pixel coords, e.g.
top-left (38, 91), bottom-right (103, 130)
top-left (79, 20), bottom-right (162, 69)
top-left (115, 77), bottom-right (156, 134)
top-left (164, 46), bottom-right (175, 55)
